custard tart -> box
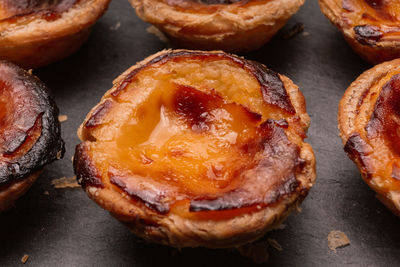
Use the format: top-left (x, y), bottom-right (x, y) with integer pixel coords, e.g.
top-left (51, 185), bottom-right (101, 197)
top-left (319, 0), bottom-right (400, 64)
top-left (339, 59), bottom-right (400, 216)
top-left (0, 0), bottom-right (111, 69)
top-left (0, 61), bottom-right (64, 211)
top-left (74, 50), bottom-right (316, 248)
top-left (129, 0), bottom-right (305, 53)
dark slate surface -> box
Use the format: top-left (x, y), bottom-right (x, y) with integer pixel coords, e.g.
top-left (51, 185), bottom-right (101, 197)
top-left (0, 0), bottom-right (399, 266)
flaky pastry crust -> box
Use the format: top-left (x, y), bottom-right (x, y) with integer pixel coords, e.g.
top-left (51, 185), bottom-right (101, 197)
top-left (339, 59), bottom-right (400, 216)
top-left (129, 0), bottom-right (305, 53)
top-left (0, 61), bottom-right (64, 211)
top-left (0, 171), bottom-right (40, 212)
top-left (74, 49), bottom-right (316, 248)
top-left (319, 0), bottom-right (400, 64)
top-left (0, 0), bottom-right (111, 68)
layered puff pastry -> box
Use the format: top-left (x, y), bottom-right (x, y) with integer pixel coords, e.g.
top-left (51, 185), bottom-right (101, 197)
top-left (0, 61), bottom-right (64, 211)
top-left (0, 0), bottom-right (111, 69)
top-left (319, 0), bottom-right (400, 64)
top-left (129, 0), bottom-right (305, 53)
top-left (339, 59), bottom-right (400, 216)
top-left (74, 50), bottom-right (316, 248)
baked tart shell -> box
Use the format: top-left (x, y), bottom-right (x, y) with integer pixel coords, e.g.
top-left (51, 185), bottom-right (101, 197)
top-left (74, 49), bottom-right (316, 248)
top-left (129, 0), bottom-right (305, 53)
top-left (339, 59), bottom-right (400, 216)
top-left (319, 0), bottom-right (400, 64)
top-left (0, 61), bottom-right (64, 210)
top-left (0, 0), bottom-right (111, 68)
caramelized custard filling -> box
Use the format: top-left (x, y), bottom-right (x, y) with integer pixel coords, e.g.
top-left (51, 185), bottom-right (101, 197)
top-left (0, 0), bottom-right (80, 21)
top-left (364, 73), bottom-right (400, 191)
top-left (78, 52), bottom-right (303, 219)
top-left (342, 0), bottom-right (400, 44)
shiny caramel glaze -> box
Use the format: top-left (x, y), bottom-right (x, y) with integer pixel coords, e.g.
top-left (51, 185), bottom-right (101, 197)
top-left (339, 59), bottom-right (400, 216)
top-left (0, 61), bottom-right (64, 188)
top-left (0, 0), bottom-right (82, 21)
top-left (75, 50), bottom-right (312, 224)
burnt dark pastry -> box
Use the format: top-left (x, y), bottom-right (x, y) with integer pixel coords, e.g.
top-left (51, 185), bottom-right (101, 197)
top-left (129, 0), bottom-right (305, 53)
top-left (319, 0), bottom-right (400, 64)
top-left (0, 61), bottom-right (64, 211)
top-left (0, 0), bottom-right (111, 69)
top-left (339, 59), bottom-right (400, 216)
top-left (74, 50), bottom-right (316, 248)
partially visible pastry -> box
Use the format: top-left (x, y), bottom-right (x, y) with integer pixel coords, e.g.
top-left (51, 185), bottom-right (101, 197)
top-left (0, 61), bottom-right (64, 211)
top-left (319, 0), bottom-right (400, 64)
top-left (0, 0), bottom-right (111, 68)
top-left (339, 59), bottom-right (400, 216)
top-left (129, 0), bottom-right (305, 53)
top-left (74, 49), bottom-right (316, 248)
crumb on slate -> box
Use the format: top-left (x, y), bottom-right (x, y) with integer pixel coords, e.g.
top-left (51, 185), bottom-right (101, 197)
top-left (110, 21), bottom-right (121, 31)
top-left (146, 26), bottom-right (169, 44)
top-left (283, 23), bottom-right (304, 39)
top-left (328, 230), bottom-right (350, 252)
top-left (58, 114), bottom-right (68, 122)
top-left (21, 254), bottom-right (29, 264)
top-left (296, 205), bottom-right (302, 213)
top-left (267, 238), bottom-right (283, 251)
top-left (237, 241), bottom-right (269, 264)
top-left (273, 223), bottom-right (286, 230)
top-left (51, 176), bottom-right (80, 189)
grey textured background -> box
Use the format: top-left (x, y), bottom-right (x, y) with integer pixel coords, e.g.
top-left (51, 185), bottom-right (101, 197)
top-left (1, 0), bottom-right (399, 266)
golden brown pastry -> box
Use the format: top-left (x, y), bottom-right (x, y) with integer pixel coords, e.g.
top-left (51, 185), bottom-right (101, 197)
top-left (339, 59), bottom-right (400, 216)
top-left (129, 0), bottom-right (305, 53)
top-left (0, 0), bottom-right (111, 69)
top-left (319, 0), bottom-right (400, 64)
top-left (74, 49), bottom-right (316, 248)
top-left (0, 61), bottom-right (64, 211)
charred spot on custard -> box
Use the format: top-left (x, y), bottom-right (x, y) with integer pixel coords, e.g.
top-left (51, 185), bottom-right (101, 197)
top-left (354, 25), bottom-right (383, 45)
top-left (367, 74), bottom-right (400, 156)
top-left (365, 0), bottom-right (386, 9)
top-left (3, 113), bottom-right (43, 156)
top-left (173, 84), bottom-right (261, 132)
top-left (110, 174), bottom-right (169, 214)
top-left (74, 143), bottom-right (104, 188)
top-left (344, 133), bottom-right (373, 179)
top-left (85, 100), bottom-right (115, 129)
